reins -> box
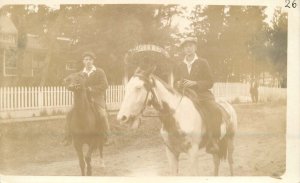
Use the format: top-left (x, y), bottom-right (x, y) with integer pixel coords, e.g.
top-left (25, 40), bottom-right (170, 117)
top-left (133, 74), bottom-right (183, 118)
top-left (135, 74), bottom-right (186, 155)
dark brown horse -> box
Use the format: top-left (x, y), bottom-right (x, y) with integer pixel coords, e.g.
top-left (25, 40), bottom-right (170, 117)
top-left (64, 72), bottom-right (106, 176)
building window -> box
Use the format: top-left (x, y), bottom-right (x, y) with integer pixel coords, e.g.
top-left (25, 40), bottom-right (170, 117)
top-left (66, 62), bottom-right (77, 71)
top-left (0, 33), bottom-right (16, 44)
top-left (3, 49), bottom-right (18, 76)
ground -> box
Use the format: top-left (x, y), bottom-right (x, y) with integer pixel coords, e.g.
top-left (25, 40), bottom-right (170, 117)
top-left (0, 103), bottom-right (286, 176)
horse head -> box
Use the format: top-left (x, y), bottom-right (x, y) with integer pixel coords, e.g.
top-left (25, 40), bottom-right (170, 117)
top-left (64, 72), bottom-right (88, 92)
top-left (117, 67), bottom-right (156, 129)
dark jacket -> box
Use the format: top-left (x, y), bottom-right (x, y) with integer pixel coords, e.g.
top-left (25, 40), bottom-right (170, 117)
top-left (174, 57), bottom-right (215, 101)
top-left (83, 68), bottom-right (108, 108)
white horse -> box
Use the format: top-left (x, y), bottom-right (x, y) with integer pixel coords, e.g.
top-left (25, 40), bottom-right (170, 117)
top-left (117, 68), bottom-right (237, 176)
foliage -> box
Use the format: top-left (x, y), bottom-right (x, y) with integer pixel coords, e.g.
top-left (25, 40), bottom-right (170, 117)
top-left (0, 5), bottom-right (287, 87)
top-left (189, 6), bottom-right (287, 85)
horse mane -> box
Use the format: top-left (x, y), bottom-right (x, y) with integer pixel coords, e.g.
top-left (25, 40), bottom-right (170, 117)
top-left (150, 75), bottom-right (180, 96)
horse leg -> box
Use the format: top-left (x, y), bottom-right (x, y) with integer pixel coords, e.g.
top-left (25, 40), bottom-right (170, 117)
top-left (165, 146), bottom-right (179, 175)
top-left (212, 153), bottom-right (220, 176)
top-left (187, 144), bottom-right (199, 176)
top-left (99, 144), bottom-right (105, 168)
top-left (74, 142), bottom-right (85, 176)
top-left (85, 145), bottom-right (95, 176)
top-left (227, 137), bottom-right (234, 176)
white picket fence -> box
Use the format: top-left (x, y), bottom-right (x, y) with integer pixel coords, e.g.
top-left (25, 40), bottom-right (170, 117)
top-left (0, 85), bottom-right (125, 119)
top-left (212, 83), bottom-right (286, 102)
top-left (0, 83), bottom-right (286, 119)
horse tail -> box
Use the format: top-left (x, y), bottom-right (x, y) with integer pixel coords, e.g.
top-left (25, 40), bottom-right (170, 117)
top-left (217, 100), bottom-right (237, 160)
top-left (219, 135), bottom-right (228, 160)
top-left (219, 127), bottom-right (235, 160)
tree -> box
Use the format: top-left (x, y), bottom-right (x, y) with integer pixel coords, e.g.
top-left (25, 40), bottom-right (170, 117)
top-left (1, 4), bottom-right (181, 85)
top-left (268, 9), bottom-right (287, 87)
top-left (59, 4), bottom-right (180, 84)
top-left (190, 5), bottom-right (227, 81)
top-left (190, 6), bottom-right (269, 82)
top-left (243, 6), bottom-right (268, 78)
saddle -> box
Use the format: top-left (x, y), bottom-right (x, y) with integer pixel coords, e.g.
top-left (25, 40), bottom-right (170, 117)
top-left (181, 88), bottom-right (230, 139)
top-left (183, 88), bottom-right (207, 120)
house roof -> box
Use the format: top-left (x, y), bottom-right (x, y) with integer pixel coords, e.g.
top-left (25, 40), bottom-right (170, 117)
top-left (0, 16), bottom-right (18, 34)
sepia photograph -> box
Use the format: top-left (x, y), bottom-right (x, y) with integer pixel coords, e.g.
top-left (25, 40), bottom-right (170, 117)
top-left (0, 2), bottom-right (294, 180)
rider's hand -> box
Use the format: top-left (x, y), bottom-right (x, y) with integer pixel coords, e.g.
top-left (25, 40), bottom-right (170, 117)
top-left (182, 79), bottom-right (197, 88)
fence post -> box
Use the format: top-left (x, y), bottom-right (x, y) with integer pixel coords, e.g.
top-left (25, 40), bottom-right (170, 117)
top-left (38, 87), bottom-right (43, 108)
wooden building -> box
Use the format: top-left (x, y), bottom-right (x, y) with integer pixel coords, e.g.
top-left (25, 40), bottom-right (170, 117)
top-left (0, 16), bottom-right (73, 86)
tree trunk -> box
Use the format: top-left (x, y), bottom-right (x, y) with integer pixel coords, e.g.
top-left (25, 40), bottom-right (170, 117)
top-left (39, 6), bottom-right (65, 86)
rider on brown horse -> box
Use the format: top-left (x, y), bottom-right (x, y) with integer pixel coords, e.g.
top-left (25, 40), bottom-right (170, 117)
top-left (62, 51), bottom-right (110, 146)
top-left (174, 37), bottom-right (221, 154)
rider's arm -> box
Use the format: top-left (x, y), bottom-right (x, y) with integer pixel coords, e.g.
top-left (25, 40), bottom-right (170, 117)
top-left (194, 59), bottom-right (214, 91)
top-left (88, 69), bottom-right (108, 94)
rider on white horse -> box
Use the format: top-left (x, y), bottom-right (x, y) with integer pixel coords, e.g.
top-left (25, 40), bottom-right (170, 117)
top-left (174, 37), bottom-right (221, 154)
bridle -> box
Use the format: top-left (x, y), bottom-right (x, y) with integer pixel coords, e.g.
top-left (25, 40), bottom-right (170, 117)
top-left (132, 73), bottom-right (155, 117)
top-left (132, 73), bottom-right (185, 155)
top-left (133, 73), bottom-right (183, 118)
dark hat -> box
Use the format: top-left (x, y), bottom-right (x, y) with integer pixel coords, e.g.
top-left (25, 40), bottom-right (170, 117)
top-left (82, 51), bottom-right (96, 59)
top-left (180, 37), bottom-right (197, 48)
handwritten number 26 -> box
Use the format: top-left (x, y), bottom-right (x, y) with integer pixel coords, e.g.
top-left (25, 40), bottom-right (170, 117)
top-left (285, 0), bottom-right (297, 8)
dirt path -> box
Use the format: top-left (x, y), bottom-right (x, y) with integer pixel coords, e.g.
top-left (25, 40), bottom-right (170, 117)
top-left (0, 104), bottom-right (286, 176)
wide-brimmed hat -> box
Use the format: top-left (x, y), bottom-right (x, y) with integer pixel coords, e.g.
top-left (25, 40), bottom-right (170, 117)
top-left (180, 37), bottom-right (197, 48)
top-left (82, 51), bottom-right (96, 59)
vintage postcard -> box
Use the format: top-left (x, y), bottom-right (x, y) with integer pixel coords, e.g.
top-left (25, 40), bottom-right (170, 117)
top-left (0, 0), bottom-right (299, 182)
